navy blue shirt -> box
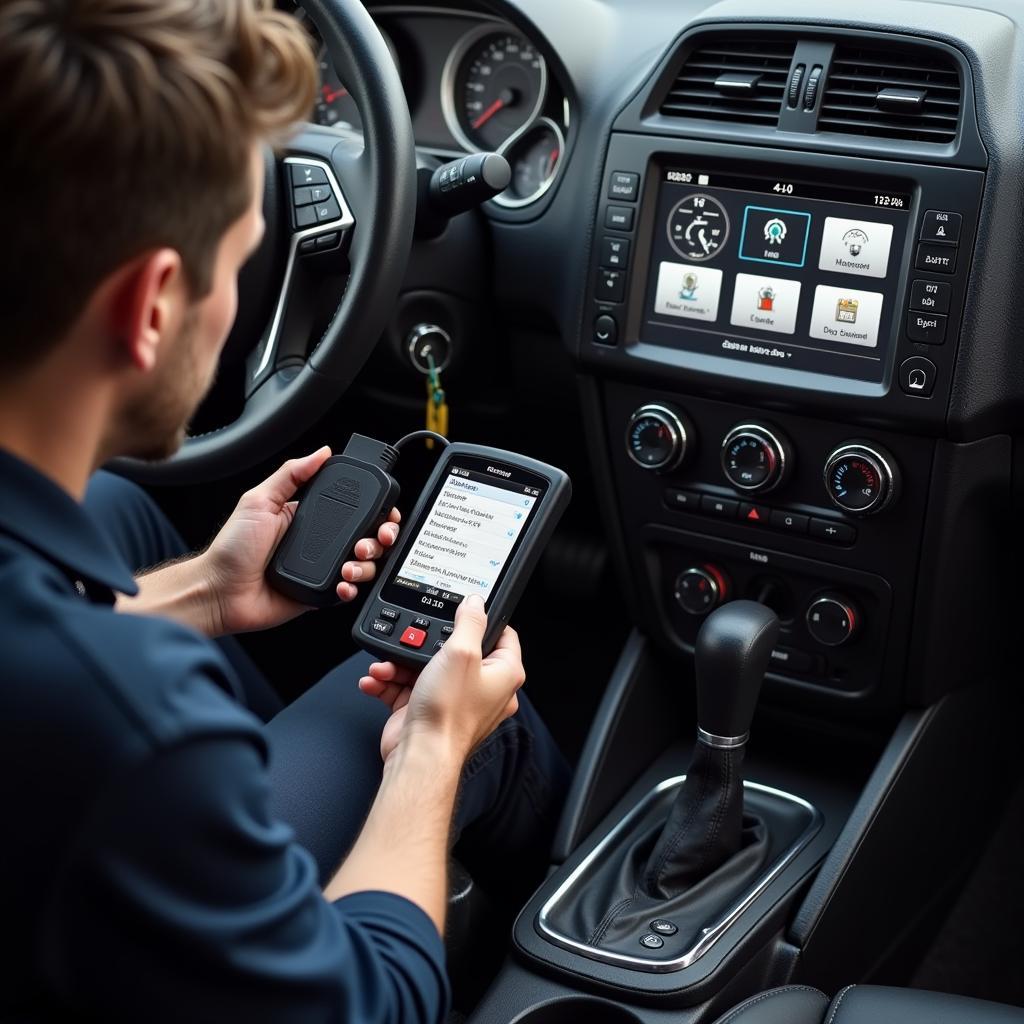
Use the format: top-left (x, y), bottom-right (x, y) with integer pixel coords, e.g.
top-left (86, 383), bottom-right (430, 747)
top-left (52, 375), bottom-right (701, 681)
top-left (0, 450), bottom-right (448, 1022)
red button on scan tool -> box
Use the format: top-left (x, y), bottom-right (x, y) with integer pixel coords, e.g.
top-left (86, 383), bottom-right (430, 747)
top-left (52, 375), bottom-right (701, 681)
top-left (400, 626), bottom-right (427, 649)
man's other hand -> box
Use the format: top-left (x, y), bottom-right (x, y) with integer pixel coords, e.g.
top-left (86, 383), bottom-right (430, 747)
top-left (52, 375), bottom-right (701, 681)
top-left (201, 447), bottom-right (400, 635)
top-left (357, 595), bottom-right (525, 764)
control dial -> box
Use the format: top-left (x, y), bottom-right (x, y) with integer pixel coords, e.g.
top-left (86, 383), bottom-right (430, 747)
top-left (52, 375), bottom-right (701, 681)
top-left (626, 405), bottom-right (692, 472)
top-left (806, 593), bottom-right (860, 647)
top-left (675, 565), bottom-right (729, 616)
top-left (824, 443), bottom-right (900, 515)
top-left (721, 424), bottom-right (790, 494)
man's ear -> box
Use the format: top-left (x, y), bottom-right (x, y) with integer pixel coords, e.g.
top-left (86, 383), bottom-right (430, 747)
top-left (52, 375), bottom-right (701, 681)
top-left (107, 249), bottom-right (186, 373)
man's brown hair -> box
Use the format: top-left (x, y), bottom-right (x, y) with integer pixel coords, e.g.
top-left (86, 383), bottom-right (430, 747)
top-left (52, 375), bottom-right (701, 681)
top-left (0, 0), bottom-right (318, 369)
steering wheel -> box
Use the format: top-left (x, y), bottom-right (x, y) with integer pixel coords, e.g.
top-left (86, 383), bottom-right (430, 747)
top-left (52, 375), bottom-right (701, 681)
top-left (118, 0), bottom-right (416, 485)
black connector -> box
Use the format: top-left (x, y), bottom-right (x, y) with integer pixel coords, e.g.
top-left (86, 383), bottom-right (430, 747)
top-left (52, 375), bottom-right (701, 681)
top-left (267, 434), bottom-right (401, 608)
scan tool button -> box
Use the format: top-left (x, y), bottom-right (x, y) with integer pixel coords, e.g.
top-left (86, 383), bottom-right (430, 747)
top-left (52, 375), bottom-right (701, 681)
top-left (412, 616), bottom-right (432, 629)
top-left (400, 627), bottom-right (427, 649)
top-left (433, 640), bottom-right (446, 652)
top-left (378, 607), bottom-right (400, 621)
top-left (370, 619), bottom-right (394, 636)
top-left (440, 625), bottom-right (455, 636)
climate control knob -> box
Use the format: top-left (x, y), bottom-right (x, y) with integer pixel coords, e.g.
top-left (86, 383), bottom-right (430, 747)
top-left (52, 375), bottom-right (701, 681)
top-left (721, 423), bottom-right (790, 494)
top-left (674, 565), bottom-right (729, 616)
top-left (806, 593), bottom-right (859, 647)
top-left (626, 404), bottom-right (692, 472)
top-left (824, 443), bottom-right (899, 515)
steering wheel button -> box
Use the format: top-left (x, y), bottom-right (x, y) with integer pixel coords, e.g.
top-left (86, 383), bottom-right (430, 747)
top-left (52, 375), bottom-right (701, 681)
top-left (293, 186), bottom-right (315, 207)
top-left (400, 627), bottom-right (427, 649)
top-left (295, 205), bottom-right (317, 229)
top-left (291, 164), bottom-right (328, 187)
top-left (315, 198), bottom-right (342, 222)
top-left (315, 232), bottom-right (341, 251)
top-left (298, 238), bottom-right (317, 255)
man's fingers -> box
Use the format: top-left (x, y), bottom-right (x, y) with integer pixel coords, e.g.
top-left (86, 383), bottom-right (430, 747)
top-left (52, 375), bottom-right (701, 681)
top-left (255, 446), bottom-right (331, 508)
top-left (386, 507), bottom-right (401, 525)
top-left (358, 676), bottom-right (407, 710)
top-left (367, 661), bottom-right (419, 686)
top-left (376, 521), bottom-right (400, 547)
top-left (336, 581), bottom-right (358, 603)
top-left (340, 560), bottom-right (377, 583)
top-left (449, 593), bottom-right (487, 653)
top-left (354, 537), bottom-right (384, 561)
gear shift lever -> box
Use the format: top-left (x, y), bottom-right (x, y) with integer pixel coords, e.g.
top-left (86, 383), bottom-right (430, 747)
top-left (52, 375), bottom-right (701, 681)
top-left (642, 601), bottom-right (779, 898)
top-left (695, 600), bottom-right (780, 748)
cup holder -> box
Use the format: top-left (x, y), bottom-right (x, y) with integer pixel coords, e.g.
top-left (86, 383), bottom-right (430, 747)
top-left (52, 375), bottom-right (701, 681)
top-left (510, 997), bottom-right (643, 1024)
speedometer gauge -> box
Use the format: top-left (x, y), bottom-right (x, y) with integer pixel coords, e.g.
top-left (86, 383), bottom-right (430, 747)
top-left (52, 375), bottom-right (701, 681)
top-left (442, 27), bottom-right (547, 152)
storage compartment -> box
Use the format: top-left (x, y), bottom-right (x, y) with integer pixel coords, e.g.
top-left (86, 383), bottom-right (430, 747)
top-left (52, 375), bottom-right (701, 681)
top-left (511, 997), bottom-right (644, 1024)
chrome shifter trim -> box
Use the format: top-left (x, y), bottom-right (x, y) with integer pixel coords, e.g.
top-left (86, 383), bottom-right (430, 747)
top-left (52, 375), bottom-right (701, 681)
top-left (534, 777), bottom-right (821, 973)
top-left (697, 727), bottom-right (749, 749)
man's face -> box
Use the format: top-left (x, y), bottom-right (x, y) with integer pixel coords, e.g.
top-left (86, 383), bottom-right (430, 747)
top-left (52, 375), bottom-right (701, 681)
top-left (117, 148), bottom-right (266, 461)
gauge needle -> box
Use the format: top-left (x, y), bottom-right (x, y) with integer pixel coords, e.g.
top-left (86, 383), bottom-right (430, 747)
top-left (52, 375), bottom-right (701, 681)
top-left (472, 88), bottom-right (517, 130)
top-left (321, 84), bottom-right (348, 103)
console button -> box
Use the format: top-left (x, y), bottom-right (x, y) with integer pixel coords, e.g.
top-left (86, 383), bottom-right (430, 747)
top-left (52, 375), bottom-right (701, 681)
top-left (605, 205), bottom-right (635, 231)
top-left (806, 595), bottom-right (859, 647)
top-left (809, 518), bottom-right (857, 544)
top-left (770, 509), bottom-right (809, 534)
top-left (640, 934), bottom-right (665, 950)
top-left (915, 243), bottom-right (957, 274)
top-left (593, 314), bottom-right (618, 346)
top-left (664, 488), bottom-right (701, 512)
top-left (909, 279), bottom-right (951, 315)
top-left (378, 607), bottom-right (400, 621)
top-left (906, 310), bottom-right (948, 345)
top-left (650, 919), bottom-right (678, 936)
top-left (701, 495), bottom-right (739, 518)
top-left (899, 356), bottom-right (937, 397)
top-left (608, 171), bottom-right (640, 201)
top-left (370, 619), bottom-right (394, 636)
top-left (400, 626), bottom-right (427, 649)
top-left (596, 269), bottom-right (625, 302)
top-left (739, 502), bottom-right (771, 524)
top-left (601, 236), bottom-right (631, 269)
top-left (770, 646), bottom-right (815, 674)
top-left (291, 164), bottom-right (328, 186)
top-left (920, 210), bottom-right (962, 244)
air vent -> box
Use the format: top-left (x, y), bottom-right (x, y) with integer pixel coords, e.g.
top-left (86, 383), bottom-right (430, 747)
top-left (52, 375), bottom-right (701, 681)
top-left (660, 36), bottom-right (796, 126)
top-left (819, 44), bottom-right (961, 143)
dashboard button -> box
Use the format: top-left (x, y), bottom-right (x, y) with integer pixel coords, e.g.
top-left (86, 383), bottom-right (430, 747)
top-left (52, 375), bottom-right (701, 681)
top-left (664, 488), bottom-right (701, 512)
top-left (809, 518), bottom-right (857, 544)
top-left (605, 205), bottom-right (635, 231)
top-left (601, 236), bottom-right (631, 269)
top-left (770, 510), bottom-right (809, 534)
top-left (593, 314), bottom-right (618, 346)
top-left (597, 269), bottom-right (625, 302)
top-left (909, 279), bottom-right (951, 315)
top-left (701, 495), bottom-right (739, 518)
top-left (920, 210), bottom-right (962, 244)
top-left (608, 171), bottom-right (640, 201)
top-left (915, 243), bottom-right (957, 274)
top-left (906, 310), bottom-right (948, 345)
top-left (739, 502), bottom-right (771, 524)
top-left (899, 356), bottom-right (937, 397)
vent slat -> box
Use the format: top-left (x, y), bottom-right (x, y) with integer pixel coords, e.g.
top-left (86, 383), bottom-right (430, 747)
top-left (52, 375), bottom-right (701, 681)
top-left (658, 34), bottom-right (795, 126)
top-left (820, 43), bottom-right (961, 143)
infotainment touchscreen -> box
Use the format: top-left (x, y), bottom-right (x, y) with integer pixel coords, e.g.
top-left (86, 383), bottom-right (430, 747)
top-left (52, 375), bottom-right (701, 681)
top-left (639, 163), bottom-right (913, 384)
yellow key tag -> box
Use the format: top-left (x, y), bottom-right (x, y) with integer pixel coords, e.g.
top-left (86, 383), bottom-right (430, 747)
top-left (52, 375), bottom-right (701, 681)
top-left (424, 356), bottom-right (449, 450)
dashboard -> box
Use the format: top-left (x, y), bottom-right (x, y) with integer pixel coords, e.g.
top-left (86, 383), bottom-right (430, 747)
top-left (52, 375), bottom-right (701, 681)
top-left (292, 3), bottom-right (572, 208)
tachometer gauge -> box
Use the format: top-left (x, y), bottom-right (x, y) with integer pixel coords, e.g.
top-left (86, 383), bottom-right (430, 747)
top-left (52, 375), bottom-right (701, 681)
top-left (666, 194), bottom-right (730, 262)
top-left (495, 117), bottom-right (564, 207)
top-left (442, 27), bottom-right (547, 152)
top-left (313, 29), bottom-right (402, 131)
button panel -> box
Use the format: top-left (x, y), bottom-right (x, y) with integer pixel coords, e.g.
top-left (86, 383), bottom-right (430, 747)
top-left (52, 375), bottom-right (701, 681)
top-left (363, 607), bottom-right (455, 655)
top-left (287, 160), bottom-right (350, 258)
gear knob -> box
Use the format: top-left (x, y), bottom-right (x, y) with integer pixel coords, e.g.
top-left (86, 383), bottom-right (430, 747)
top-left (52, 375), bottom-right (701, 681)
top-left (695, 600), bottom-right (780, 745)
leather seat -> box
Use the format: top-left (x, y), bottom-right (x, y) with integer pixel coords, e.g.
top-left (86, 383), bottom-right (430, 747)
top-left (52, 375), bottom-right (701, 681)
top-left (712, 985), bottom-right (1024, 1024)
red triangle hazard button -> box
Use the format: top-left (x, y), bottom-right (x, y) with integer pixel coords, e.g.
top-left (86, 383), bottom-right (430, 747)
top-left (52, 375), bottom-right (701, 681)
top-left (741, 503), bottom-right (769, 523)
top-left (747, 508), bottom-right (761, 520)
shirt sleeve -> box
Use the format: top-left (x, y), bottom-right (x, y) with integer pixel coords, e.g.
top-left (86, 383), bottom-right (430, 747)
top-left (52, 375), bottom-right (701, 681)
top-left (39, 735), bottom-right (450, 1024)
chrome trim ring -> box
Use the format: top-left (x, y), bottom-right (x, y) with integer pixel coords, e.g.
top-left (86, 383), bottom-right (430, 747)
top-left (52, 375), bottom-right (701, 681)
top-left (533, 777), bottom-right (822, 973)
top-left (493, 116), bottom-right (565, 209)
top-left (823, 443), bottom-right (895, 515)
top-left (697, 727), bottom-right (749, 749)
top-left (440, 22), bottom-right (548, 154)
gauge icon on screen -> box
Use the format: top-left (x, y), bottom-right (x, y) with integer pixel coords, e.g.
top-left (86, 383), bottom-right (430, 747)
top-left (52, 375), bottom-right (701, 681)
top-left (667, 193), bottom-right (730, 261)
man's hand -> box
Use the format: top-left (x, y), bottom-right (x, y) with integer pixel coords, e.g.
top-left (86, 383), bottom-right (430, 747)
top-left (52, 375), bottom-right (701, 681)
top-left (200, 446), bottom-right (400, 635)
top-left (358, 594), bottom-right (525, 764)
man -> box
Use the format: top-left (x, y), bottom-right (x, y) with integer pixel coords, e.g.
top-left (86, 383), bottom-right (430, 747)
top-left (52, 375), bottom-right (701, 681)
top-left (0, 1), bottom-right (568, 1020)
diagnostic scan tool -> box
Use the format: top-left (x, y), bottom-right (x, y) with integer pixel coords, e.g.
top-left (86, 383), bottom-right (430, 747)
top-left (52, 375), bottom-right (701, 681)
top-left (354, 444), bottom-right (571, 666)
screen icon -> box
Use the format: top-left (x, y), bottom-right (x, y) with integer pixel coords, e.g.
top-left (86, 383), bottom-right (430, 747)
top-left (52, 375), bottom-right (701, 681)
top-left (738, 206), bottom-right (812, 268)
top-left (835, 297), bottom-right (859, 323)
top-left (757, 286), bottom-right (776, 311)
top-left (729, 273), bottom-right (801, 334)
top-left (818, 217), bottom-right (894, 279)
top-left (809, 285), bottom-right (883, 347)
top-left (655, 262), bottom-right (723, 322)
